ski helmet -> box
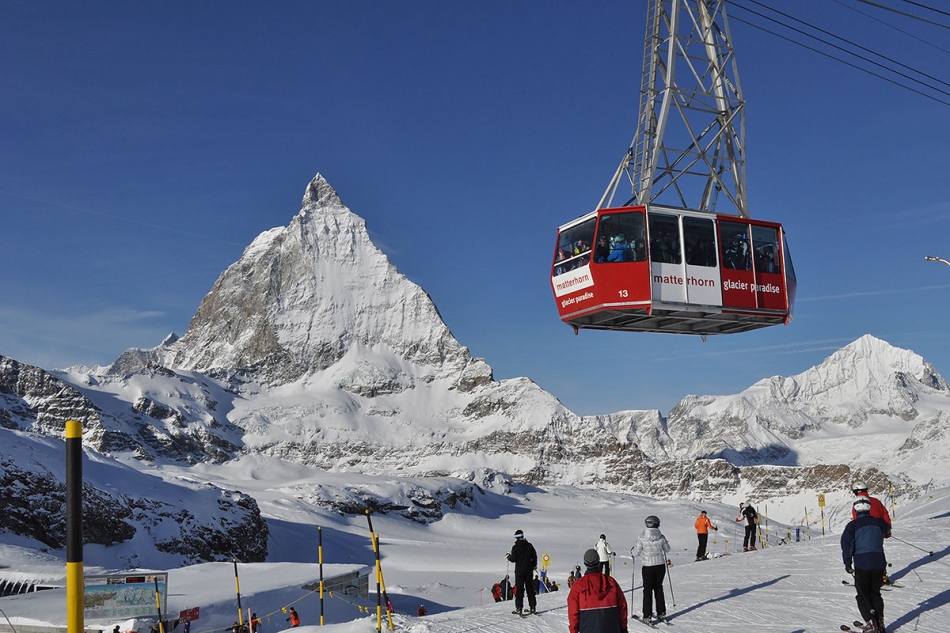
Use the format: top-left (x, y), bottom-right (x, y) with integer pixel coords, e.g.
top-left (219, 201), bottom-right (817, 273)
top-left (645, 515), bottom-right (660, 528)
top-left (853, 497), bottom-right (872, 513)
top-left (600, 533), bottom-right (606, 540)
top-left (514, 529), bottom-right (524, 539)
top-left (852, 482), bottom-right (868, 494)
top-left (583, 548), bottom-right (600, 568)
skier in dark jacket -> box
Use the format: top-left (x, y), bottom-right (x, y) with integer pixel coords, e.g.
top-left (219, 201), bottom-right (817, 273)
top-left (568, 548), bottom-right (628, 633)
top-left (842, 497), bottom-right (891, 633)
top-left (736, 501), bottom-right (759, 551)
top-left (506, 529), bottom-right (538, 615)
top-left (500, 574), bottom-right (513, 600)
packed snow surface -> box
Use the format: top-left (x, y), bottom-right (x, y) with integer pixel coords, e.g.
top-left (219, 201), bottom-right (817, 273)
top-left (2, 460), bottom-right (949, 633)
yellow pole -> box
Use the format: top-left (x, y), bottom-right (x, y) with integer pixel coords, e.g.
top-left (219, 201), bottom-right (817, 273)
top-left (66, 419), bottom-right (84, 633)
top-left (154, 577), bottom-right (165, 633)
top-left (374, 534), bottom-right (394, 631)
top-left (319, 527), bottom-right (325, 626)
top-left (233, 559), bottom-right (245, 626)
top-left (370, 531), bottom-right (381, 633)
top-left (365, 511), bottom-right (394, 631)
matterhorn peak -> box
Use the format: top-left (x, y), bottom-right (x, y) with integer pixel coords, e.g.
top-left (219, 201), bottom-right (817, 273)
top-left (156, 174), bottom-right (477, 386)
top-left (301, 173), bottom-right (344, 211)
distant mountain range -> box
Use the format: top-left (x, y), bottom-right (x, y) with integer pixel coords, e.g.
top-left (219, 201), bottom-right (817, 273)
top-left (3, 174), bottom-right (948, 564)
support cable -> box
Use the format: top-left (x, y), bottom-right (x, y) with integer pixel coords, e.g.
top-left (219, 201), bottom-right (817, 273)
top-left (731, 1), bottom-right (950, 98)
top-left (729, 14), bottom-right (950, 107)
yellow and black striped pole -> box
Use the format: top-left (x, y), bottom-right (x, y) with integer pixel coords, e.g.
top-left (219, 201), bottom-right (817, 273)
top-left (365, 511), bottom-right (393, 631)
top-left (154, 577), bottom-right (165, 633)
top-left (233, 559), bottom-right (245, 626)
top-left (66, 419), bottom-right (83, 633)
top-left (318, 527), bottom-right (325, 626)
top-left (366, 511), bottom-right (382, 633)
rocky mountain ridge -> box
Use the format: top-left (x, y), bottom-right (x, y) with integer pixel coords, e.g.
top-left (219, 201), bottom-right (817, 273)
top-left (3, 174), bottom-right (949, 561)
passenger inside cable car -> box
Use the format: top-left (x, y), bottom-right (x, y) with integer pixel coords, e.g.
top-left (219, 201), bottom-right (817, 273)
top-left (553, 217), bottom-right (596, 276)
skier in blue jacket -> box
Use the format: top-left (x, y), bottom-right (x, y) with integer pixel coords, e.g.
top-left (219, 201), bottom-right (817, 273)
top-left (841, 497), bottom-right (891, 633)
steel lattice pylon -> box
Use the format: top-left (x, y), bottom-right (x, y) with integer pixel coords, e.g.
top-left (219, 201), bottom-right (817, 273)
top-left (599, 0), bottom-right (748, 217)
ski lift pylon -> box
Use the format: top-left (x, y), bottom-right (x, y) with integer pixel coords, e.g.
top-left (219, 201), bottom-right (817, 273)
top-left (551, 0), bottom-right (795, 335)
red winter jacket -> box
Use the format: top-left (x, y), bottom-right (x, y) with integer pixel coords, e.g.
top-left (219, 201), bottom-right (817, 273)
top-left (851, 492), bottom-right (892, 527)
top-left (567, 571), bottom-right (628, 633)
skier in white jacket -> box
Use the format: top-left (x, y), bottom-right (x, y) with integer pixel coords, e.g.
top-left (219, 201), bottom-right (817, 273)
top-left (595, 534), bottom-right (615, 577)
top-left (630, 515), bottom-right (671, 624)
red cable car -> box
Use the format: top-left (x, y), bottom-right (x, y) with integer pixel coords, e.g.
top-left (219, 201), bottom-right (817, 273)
top-left (551, 205), bottom-right (796, 335)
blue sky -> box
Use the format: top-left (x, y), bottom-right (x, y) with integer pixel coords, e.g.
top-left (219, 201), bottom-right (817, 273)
top-left (2, 1), bottom-right (950, 415)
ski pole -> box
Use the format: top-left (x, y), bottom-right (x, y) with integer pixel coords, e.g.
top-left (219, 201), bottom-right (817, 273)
top-left (630, 550), bottom-right (636, 606)
top-left (665, 559), bottom-right (676, 607)
top-left (890, 536), bottom-right (934, 556)
top-left (630, 556), bottom-right (637, 605)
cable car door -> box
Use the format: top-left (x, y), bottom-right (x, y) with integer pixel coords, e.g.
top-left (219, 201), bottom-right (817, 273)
top-left (682, 215), bottom-right (723, 306)
top-left (648, 211), bottom-right (687, 303)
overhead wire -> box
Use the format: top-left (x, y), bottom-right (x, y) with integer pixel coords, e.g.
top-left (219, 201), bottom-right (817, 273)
top-left (832, 0), bottom-right (950, 56)
top-left (896, 0), bottom-right (950, 21)
top-left (727, 0), bottom-right (950, 108)
top-left (856, 0), bottom-right (950, 29)
top-left (737, 0), bottom-right (950, 93)
top-left (727, 13), bottom-right (950, 107)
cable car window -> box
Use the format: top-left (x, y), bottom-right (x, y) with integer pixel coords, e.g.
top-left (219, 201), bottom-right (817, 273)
top-left (683, 217), bottom-right (717, 267)
top-left (783, 235), bottom-right (796, 281)
top-left (648, 213), bottom-right (681, 264)
top-left (553, 217), bottom-right (596, 276)
top-left (594, 212), bottom-right (646, 263)
top-left (720, 221), bottom-right (751, 271)
top-left (751, 225), bottom-right (780, 274)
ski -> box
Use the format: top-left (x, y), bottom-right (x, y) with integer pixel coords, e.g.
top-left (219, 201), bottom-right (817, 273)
top-left (631, 615), bottom-right (655, 628)
top-left (841, 579), bottom-right (896, 591)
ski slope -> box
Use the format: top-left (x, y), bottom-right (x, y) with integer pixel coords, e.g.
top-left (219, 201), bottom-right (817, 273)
top-left (2, 482), bottom-right (949, 633)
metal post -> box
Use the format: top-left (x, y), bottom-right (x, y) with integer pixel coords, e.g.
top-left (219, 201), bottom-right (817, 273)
top-left (365, 512), bottom-right (394, 631)
top-left (154, 577), bottom-right (165, 633)
top-left (233, 559), bottom-right (244, 626)
top-left (65, 420), bottom-right (83, 633)
top-left (318, 527), bottom-right (325, 626)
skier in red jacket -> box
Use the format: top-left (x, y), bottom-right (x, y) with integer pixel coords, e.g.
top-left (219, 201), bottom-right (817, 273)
top-left (568, 549), bottom-right (627, 633)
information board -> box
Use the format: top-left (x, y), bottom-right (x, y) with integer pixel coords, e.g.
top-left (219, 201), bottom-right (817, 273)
top-left (84, 573), bottom-right (168, 620)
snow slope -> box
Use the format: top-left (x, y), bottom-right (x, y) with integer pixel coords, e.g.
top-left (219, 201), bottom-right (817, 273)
top-left (2, 460), bottom-right (949, 633)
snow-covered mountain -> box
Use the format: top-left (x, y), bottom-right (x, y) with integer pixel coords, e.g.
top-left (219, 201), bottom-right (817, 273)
top-left (3, 174), bottom-right (950, 565)
top-left (667, 334), bottom-right (950, 465)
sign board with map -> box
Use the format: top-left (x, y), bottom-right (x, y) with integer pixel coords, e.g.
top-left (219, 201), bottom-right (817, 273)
top-left (84, 573), bottom-right (168, 620)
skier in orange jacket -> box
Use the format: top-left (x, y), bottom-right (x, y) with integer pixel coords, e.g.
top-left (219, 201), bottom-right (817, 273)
top-left (694, 510), bottom-right (718, 561)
